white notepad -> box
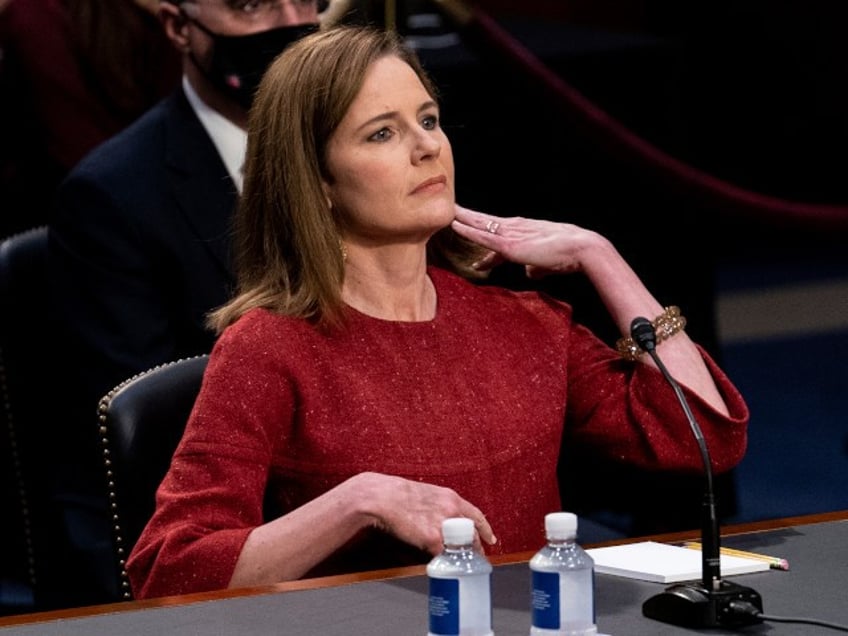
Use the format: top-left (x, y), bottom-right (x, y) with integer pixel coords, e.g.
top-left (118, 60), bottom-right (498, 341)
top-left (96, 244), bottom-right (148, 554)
top-left (586, 541), bottom-right (770, 583)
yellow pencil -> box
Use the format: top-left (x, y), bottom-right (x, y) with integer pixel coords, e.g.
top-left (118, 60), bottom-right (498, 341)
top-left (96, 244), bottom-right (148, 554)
top-left (682, 542), bottom-right (789, 571)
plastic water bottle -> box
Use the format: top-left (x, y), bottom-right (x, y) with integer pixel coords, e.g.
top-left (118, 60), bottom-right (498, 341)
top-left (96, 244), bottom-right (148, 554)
top-left (529, 512), bottom-right (597, 636)
top-left (427, 517), bottom-right (494, 636)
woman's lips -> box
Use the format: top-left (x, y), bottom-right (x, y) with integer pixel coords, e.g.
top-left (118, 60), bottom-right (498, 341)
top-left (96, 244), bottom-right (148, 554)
top-left (411, 175), bottom-right (447, 195)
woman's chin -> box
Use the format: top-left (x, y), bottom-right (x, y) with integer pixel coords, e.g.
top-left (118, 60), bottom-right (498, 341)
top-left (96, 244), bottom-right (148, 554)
top-left (420, 199), bottom-right (456, 226)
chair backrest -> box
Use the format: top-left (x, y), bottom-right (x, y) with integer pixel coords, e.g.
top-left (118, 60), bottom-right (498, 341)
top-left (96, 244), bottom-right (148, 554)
top-left (0, 226), bottom-right (49, 613)
top-left (97, 354), bottom-right (209, 600)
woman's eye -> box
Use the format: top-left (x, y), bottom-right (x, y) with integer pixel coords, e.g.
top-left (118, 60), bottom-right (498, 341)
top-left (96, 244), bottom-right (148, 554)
top-left (421, 115), bottom-right (438, 130)
top-left (368, 128), bottom-right (393, 142)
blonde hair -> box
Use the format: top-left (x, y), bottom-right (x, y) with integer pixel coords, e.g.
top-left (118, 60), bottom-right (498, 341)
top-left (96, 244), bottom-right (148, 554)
top-left (208, 25), bottom-right (486, 334)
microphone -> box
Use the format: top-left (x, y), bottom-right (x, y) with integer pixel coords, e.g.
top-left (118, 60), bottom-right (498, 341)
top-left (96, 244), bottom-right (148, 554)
top-left (630, 317), bottom-right (764, 628)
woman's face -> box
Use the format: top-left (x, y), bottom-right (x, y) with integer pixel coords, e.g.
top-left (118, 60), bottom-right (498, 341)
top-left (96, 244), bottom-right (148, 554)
top-left (322, 55), bottom-right (455, 245)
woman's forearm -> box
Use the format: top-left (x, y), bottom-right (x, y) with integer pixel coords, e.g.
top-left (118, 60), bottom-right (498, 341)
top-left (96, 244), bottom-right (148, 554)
top-left (229, 475), bottom-right (372, 587)
top-left (580, 233), bottom-right (729, 415)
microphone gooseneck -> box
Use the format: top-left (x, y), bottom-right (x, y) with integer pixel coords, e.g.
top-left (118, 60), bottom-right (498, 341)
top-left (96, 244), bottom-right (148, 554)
top-left (629, 317), bottom-right (763, 628)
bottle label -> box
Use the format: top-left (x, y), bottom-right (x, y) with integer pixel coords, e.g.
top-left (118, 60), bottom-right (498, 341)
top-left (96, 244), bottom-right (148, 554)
top-left (428, 574), bottom-right (492, 635)
top-left (531, 570), bottom-right (560, 629)
top-left (429, 577), bottom-right (460, 634)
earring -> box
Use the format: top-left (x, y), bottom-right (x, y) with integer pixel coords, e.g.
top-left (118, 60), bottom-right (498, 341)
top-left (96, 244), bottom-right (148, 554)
top-left (338, 239), bottom-right (347, 262)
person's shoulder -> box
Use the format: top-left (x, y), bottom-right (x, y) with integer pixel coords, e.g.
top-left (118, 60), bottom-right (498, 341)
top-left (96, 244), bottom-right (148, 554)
top-left (216, 308), bottom-right (310, 350)
top-left (210, 308), bottom-right (333, 378)
top-left (54, 90), bottom-right (205, 223)
top-left (67, 90), bottom-right (184, 181)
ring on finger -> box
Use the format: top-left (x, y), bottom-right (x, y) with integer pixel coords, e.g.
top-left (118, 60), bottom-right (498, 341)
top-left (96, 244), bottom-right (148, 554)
top-left (485, 220), bottom-right (500, 234)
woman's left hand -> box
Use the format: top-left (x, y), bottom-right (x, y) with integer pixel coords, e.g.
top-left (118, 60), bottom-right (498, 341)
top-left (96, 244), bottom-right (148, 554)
top-left (451, 205), bottom-right (596, 279)
top-left (451, 208), bottom-right (733, 419)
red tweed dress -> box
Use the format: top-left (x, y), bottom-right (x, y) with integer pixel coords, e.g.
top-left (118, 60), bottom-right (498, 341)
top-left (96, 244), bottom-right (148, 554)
top-left (127, 267), bottom-right (749, 598)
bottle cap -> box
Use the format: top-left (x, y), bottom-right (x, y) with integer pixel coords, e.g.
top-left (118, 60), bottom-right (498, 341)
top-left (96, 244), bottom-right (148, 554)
top-left (442, 517), bottom-right (474, 545)
top-left (545, 511), bottom-right (577, 540)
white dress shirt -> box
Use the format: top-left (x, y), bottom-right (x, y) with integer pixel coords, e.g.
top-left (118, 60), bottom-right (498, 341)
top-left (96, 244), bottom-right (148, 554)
top-left (182, 76), bottom-right (248, 193)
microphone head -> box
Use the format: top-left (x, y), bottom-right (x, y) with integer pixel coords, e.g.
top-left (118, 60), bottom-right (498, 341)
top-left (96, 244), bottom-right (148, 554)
top-left (630, 316), bottom-right (656, 352)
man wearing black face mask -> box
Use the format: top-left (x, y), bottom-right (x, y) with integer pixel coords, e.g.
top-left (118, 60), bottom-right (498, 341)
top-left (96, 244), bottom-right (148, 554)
top-left (177, 2), bottom-right (319, 110)
top-left (43, 0), bottom-right (323, 611)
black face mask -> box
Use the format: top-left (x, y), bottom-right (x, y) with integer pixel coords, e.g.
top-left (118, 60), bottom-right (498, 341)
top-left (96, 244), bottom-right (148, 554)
top-left (188, 19), bottom-right (318, 110)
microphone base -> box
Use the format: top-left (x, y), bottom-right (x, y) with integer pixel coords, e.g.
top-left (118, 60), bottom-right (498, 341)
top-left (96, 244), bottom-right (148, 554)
top-left (642, 579), bottom-right (763, 628)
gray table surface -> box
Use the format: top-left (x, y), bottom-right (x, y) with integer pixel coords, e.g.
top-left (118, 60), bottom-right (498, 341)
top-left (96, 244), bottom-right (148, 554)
top-left (2, 518), bottom-right (846, 635)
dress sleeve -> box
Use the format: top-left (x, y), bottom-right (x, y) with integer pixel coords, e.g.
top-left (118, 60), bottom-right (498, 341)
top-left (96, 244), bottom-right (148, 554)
top-left (564, 318), bottom-right (749, 475)
top-left (126, 323), bottom-right (294, 598)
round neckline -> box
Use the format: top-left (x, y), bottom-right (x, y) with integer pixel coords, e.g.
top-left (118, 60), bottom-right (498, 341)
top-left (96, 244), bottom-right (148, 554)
top-left (343, 297), bottom-right (440, 326)
top-left (342, 267), bottom-right (448, 326)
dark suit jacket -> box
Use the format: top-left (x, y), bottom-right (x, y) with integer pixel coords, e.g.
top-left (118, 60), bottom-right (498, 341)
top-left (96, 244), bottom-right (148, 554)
top-left (43, 87), bottom-right (237, 608)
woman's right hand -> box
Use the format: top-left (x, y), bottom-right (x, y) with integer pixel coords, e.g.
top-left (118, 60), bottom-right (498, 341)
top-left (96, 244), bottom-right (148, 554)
top-left (231, 471), bottom-right (496, 587)
top-left (350, 472), bottom-right (497, 555)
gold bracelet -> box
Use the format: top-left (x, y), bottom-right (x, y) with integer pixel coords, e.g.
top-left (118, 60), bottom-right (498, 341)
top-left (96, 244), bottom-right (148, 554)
top-left (615, 306), bottom-right (687, 361)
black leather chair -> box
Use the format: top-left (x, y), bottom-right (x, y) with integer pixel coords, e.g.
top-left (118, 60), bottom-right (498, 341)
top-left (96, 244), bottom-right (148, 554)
top-left (0, 226), bottom-right (48, 615)
top-left (96, 354), bottom-right (209, 600)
